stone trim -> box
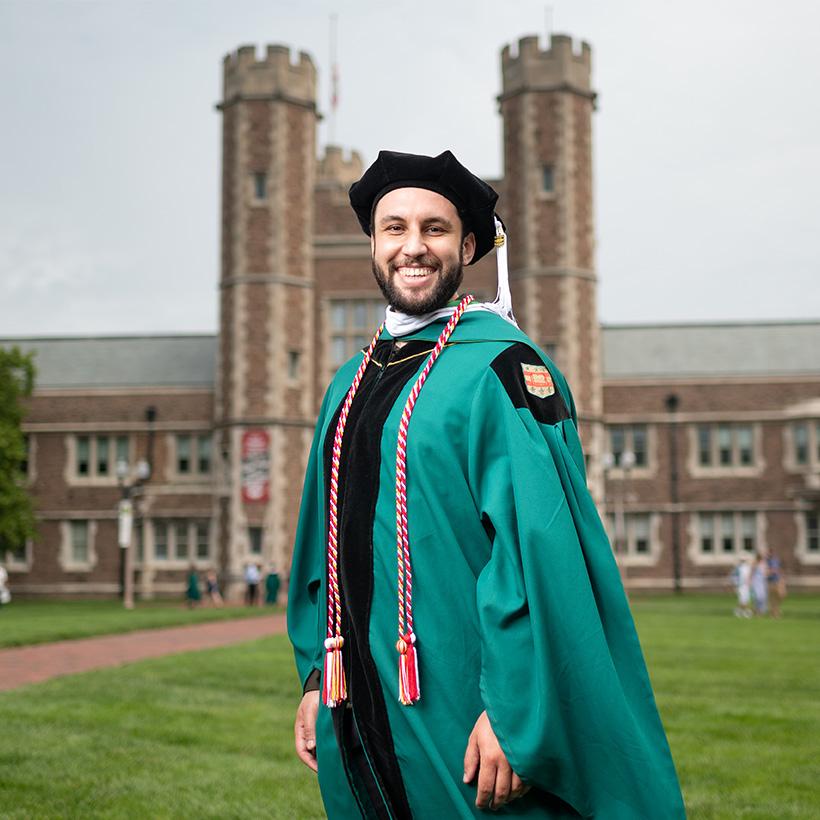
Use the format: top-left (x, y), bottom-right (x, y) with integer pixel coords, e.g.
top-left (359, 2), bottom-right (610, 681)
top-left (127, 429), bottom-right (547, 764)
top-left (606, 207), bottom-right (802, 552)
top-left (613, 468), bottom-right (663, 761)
top-left (31, 387), bottom-right (213, 397)
top-left (215, 417), bottom-right (314, 429)
top-left (58, 519), bottom-right (98, 572)
top-left (603, 375), bottom-right (820, 388)
top-left (217, 93), bottom-right (317, 112)
top-left (603, 424), bottom-right (658, 481)
top-left (510, 266), bottom-right (597, 281)
top-left (685, 510), bottom-right (767, 567)
top-left (497, 84), bottom-right (597, 104)
top-left (11, 582), bottom-right (120, 594)
top-left (63, 434), bottom-right (134, 488)
top-left (4, 539), bottom-right (33, 573)
top-left (686, 423), bottom-right (765, 479)
top-left (793, 510), bottom-right (820, 566)
top-left (603, 511), bottom-right (663, 568)
top-left (25, 421), bottom-right (211, 433)
top-left (220, 274), bottom-right (314, 288)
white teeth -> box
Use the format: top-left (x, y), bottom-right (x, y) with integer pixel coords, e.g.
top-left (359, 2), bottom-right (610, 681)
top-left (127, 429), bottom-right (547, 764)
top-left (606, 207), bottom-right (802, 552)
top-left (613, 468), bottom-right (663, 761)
top-left (397, 267), bottom-right (434, 278)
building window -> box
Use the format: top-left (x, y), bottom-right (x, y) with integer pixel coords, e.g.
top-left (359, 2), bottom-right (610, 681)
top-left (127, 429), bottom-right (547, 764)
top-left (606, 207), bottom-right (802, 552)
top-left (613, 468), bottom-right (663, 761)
top-left (175, 434), bottom-right (211, 476)
top-left (248, 526), bottom-right (263, 556)
top-left (700, 515), bottom-right (714, 553)
top-left (288, 350), bottom-right (301, 380)
top-left (328, 299), bottom-right (385, 371)
top-left (135, 522), bottom-right (144, 563)
top-left (20, 434), bottom-right (30, 477)
top-left (790, 421), bottom-right (820, 470)
top-left (807, 512), bottom-right (819, 553)
top-left (695, 424), bottom-right (756, 469)
top-left (59, 520), bottom-right (97, 571)
top-left (73, 434), bottom-right (130, 480)
top-left (77, 436), bottom-right (90, 476)
top-left (154, 521), bottom-right (168, 560)
top-left (607, 424), bottom-right (649, 468)
top-left (116, 435), bottom-right (129, 466)
top-left (197, 435), bottom-right (211, 474)
top-left (174, 522), bottom-right (189, 560)
top-left (195, 522), bottom-right (210, 560)
top-left (97, 436), bottom-right (110, 475)
top-left (542, 165), bottom-right (554, 193)
top-left (606, 512), bottom-right (653, 557)
top-left (697, 512), bottom-right (757, 556)
top-left (252, 171), bottom-right (267, 201)
top-left (1, 536), bottom-right (29, 567)
top-left (177, 435), bottom-right (191, 474)
top-left (70, 520), bottom-right (90, 563)
top-left (153, 519), bottom-right (210, 562)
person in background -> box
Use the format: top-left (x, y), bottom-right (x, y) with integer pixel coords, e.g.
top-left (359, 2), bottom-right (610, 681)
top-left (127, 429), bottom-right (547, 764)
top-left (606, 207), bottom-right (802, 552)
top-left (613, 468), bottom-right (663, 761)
top-left (751, 553), bottom-right (769, 616)
top-left (244, 561), bottom-right (261, 606)
top-left (206, 568), bottom-right (224, 608)
top-left (265, 565), bottom-right (280, 605)
top-left (186, 564), bottom-right (201, 609)
top-left (0, 565), bottom-right (11, 607)
top-left (766, 553), bottom-right (785, 618)
top-left (733, 557), bottom-right (753, 618)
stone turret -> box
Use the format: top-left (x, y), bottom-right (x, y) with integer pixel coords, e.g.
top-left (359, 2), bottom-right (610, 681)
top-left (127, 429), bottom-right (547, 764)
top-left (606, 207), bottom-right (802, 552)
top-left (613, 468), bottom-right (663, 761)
top-left (317, 145), bottom-right (364, 186)
top-left (499, 33), bottom-right (603, 494)
top-left (500, 34), bottom-right (593, 99)
top-left (216, 44), bottom-right (319, 594)
top-left (222, 44), bottom-right (317, 106)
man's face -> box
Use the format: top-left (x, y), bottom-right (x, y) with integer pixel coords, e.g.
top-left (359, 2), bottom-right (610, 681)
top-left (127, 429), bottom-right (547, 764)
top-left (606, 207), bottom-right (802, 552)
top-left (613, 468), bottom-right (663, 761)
top-left (370, 187), bottom-right (476, 314)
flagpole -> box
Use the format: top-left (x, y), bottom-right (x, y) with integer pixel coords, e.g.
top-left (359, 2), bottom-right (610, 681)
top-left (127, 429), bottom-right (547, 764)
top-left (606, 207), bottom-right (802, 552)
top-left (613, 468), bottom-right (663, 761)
top-left (329, 14), bottom-right (338, 145)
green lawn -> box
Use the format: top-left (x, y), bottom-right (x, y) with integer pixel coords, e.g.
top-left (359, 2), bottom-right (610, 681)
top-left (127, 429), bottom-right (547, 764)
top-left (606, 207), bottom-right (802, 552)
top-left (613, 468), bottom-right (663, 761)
top-left (0, 599), bottom-right (279, 648)
top-left (0, 594), bottom-right (818, 818)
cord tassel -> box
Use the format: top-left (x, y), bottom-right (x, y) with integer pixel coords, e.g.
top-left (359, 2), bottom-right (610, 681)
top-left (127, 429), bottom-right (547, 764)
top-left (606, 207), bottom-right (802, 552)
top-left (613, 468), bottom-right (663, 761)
top-left (397, 633), bottom-right (420, 705)
top-left (322, 636), bottom-right (347, 707)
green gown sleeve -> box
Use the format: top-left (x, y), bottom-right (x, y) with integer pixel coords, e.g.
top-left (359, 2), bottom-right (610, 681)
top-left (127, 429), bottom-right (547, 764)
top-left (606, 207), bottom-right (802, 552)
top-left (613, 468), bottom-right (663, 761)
top-left (287, 390), bottom-right (332, 691)
top-left (467, 366), bottom-right (685, 819)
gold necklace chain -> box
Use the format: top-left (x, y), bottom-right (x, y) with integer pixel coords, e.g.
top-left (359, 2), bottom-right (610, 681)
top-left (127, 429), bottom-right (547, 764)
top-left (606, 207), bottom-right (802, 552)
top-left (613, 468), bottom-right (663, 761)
top-left (369, 342), bottom-right (458, 369)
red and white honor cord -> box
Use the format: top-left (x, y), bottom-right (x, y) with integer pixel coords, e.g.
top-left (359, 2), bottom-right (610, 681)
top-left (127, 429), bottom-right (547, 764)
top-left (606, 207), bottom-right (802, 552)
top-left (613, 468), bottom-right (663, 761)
top-left (323, 294), bottom-right (474, 708)
top-left (323, 323), bottom-right (385, 707)
top-left (394, 294), bottom-right (474, 704)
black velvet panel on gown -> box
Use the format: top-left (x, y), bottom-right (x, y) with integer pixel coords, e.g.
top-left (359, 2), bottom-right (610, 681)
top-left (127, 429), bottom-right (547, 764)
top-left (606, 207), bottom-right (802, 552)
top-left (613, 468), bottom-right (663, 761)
top-left (323, 339), bottom-right (435, 820)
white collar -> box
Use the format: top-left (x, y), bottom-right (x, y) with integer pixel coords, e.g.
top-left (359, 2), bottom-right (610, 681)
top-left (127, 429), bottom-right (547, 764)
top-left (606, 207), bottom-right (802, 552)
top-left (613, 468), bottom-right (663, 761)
top-left (384, 216), bottom-right (518, 338)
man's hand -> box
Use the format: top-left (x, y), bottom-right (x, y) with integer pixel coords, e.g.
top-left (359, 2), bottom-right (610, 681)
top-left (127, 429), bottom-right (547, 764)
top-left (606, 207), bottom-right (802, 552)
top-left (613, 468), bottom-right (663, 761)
top-left (463, 711), bottom-right (530, 810)
top-left (294, 690), bottom-right (320, 772)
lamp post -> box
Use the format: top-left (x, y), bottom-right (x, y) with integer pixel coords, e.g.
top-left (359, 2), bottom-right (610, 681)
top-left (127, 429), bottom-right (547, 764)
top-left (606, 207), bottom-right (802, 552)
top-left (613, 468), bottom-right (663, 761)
top-left (603, 448), bottom-right (635, 585)
top-left (117, 458), bottom-right (150, 609)
top-left (665, 393), bottom-right (683, 594)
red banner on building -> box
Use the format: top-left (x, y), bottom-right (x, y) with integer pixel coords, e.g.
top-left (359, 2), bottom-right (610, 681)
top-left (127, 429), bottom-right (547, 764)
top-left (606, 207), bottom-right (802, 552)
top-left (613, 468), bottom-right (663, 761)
top-left (241, 429), bottom-right (270, 503)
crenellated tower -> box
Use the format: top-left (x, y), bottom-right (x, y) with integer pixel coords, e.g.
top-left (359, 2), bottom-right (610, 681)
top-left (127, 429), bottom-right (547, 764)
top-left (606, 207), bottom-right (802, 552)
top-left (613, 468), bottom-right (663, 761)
top-left (499, 33), bottom-right (604, 490)
top-left (216, 45), bottom-right (318, 592)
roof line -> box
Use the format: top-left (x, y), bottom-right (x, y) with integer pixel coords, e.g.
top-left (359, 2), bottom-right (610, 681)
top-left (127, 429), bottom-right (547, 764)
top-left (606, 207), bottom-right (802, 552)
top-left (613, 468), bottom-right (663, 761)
top-left (601, 318), bottom-right (820, 330)
top-left (0, 333), bottom-right (218, 342)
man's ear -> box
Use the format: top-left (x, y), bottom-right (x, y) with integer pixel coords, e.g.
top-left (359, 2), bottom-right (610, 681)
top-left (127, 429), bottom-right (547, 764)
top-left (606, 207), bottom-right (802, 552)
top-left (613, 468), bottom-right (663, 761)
top-left (371, 234), bottom-right (376, 256)
top-left (462, 232), bottom-right (476, 265)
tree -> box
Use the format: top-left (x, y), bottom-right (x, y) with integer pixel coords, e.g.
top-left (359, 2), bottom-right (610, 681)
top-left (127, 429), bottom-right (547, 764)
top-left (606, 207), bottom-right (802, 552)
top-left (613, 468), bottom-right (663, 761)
top-left (0, 346), bottom-right (37, 560)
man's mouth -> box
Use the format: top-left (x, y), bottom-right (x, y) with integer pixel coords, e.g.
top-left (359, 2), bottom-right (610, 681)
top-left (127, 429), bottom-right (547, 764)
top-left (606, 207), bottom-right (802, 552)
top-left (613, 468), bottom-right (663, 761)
top-left (395, 266), bottom-right (436, 278)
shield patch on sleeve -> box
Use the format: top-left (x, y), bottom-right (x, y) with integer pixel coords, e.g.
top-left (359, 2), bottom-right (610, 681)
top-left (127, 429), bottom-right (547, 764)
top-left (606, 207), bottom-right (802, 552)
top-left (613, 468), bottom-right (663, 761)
top-left (521, 363), bottom-right (555, 398)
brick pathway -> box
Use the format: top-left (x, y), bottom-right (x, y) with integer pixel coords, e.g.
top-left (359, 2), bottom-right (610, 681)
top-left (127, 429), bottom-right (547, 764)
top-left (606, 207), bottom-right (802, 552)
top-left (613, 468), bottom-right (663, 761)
top-left (0, 613), bottom-right (286, 692)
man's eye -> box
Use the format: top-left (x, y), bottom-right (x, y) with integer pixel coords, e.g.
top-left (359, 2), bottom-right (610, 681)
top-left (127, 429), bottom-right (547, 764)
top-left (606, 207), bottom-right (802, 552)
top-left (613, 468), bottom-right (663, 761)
top-left (426, 226), bottom-right (443, 234)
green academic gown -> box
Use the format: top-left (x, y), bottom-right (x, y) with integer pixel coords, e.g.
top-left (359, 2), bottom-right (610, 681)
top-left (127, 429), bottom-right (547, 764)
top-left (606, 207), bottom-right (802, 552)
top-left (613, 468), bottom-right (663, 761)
top-left (288, 310), bottom-right (685, 819)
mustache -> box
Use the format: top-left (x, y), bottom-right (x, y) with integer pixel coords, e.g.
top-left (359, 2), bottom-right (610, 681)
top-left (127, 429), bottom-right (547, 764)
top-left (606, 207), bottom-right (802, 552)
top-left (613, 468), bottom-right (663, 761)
top-left (389, 256), bottom-right (440, 271)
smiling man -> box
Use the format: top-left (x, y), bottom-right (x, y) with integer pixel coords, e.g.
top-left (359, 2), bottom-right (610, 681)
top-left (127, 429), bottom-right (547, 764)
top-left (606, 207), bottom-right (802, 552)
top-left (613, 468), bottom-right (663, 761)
top-left (287, 150), bottom-right (685, 818)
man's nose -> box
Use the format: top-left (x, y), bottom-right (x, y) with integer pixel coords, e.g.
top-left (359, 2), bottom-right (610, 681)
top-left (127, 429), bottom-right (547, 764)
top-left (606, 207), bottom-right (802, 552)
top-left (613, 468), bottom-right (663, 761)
top-left (401, 230), bottom-right (427, 257)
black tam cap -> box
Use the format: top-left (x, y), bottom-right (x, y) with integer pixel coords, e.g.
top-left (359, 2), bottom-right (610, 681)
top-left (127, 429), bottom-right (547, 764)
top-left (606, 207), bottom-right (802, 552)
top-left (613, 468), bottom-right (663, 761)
top-left (348, 150), bottom-right (500, 264)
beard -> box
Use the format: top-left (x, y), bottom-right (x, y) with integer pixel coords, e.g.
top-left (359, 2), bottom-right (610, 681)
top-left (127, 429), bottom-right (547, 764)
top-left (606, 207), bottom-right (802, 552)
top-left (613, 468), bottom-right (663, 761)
top-left (371, 253), bottom-right (464, 315)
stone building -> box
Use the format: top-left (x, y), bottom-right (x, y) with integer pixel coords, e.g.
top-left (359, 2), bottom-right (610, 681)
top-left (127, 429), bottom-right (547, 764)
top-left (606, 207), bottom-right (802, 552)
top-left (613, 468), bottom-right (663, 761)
top-left (3, 34), bottom-right (819, 596)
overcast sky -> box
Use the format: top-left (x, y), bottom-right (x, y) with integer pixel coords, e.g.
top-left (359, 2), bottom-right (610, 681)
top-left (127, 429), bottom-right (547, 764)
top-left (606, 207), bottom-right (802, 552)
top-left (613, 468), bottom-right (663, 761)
top-left (1, 0), bottom-right (818, 336)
